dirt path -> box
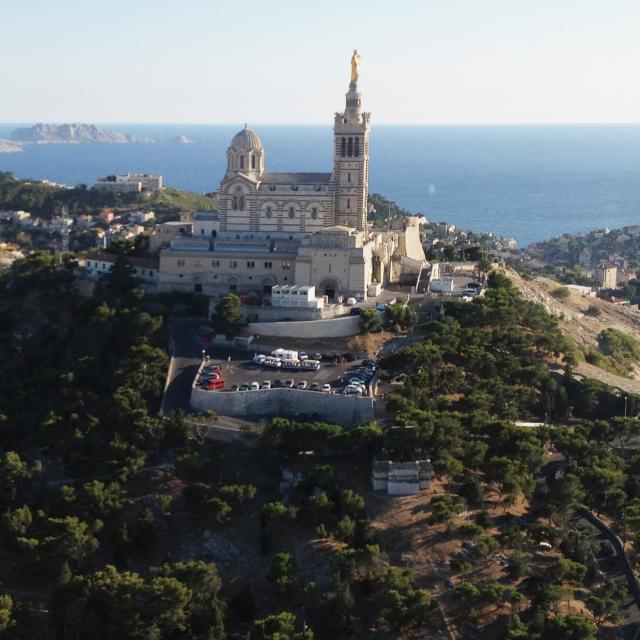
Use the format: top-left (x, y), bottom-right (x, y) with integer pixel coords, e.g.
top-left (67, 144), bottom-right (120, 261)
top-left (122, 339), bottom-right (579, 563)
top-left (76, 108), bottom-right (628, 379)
top-left (575, 362), bottom-right (640, 396)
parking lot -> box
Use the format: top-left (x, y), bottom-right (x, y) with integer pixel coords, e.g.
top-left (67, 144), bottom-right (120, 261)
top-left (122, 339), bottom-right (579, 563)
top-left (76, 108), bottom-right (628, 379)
top-left (196, 345), bottom-right (377, 396)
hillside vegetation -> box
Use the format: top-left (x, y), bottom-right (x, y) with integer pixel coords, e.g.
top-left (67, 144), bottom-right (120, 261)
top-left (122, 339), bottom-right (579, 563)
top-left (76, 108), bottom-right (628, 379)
top-left (1, 255), bottom-right (639, 638)
top-left (0, 172), bottom-right (217, 220)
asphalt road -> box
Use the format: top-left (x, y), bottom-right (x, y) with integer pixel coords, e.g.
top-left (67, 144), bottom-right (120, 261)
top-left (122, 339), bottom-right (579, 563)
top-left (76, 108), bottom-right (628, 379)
top-left (569, 512), bottom-right (640, 638)
top-left (161, 317), bottom-right (206, 414)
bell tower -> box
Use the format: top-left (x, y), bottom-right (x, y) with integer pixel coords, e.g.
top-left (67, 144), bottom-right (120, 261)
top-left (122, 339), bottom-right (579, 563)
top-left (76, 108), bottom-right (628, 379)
top-left (333, 50), bottom-right (371, 231)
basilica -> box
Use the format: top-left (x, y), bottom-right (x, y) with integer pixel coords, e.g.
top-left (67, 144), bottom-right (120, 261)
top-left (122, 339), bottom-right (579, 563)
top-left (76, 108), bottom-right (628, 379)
top-left (156, 52), bottom-right (426, 301)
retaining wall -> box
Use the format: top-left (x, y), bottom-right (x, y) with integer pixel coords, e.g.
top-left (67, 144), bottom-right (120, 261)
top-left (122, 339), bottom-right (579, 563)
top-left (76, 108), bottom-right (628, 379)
top-left (248, 314), bottom-right (362, 338)
top-left (191, 387), bottom-right (374, 426)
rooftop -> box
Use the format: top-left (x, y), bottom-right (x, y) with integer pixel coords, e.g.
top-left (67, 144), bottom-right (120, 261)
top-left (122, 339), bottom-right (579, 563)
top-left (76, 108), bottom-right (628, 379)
top-left (85, 252), bottom-right (159, 269)
top-left (259, 172), bottom-right (332, 186)
top-left (193, 211), bottom-right (219, 221)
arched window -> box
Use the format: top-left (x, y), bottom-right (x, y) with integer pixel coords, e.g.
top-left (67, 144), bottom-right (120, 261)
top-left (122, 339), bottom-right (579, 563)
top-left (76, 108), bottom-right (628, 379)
top-left (347, 172), bottom-right (351, 183)
top-left (251, 155), bottom-right (256, 169)
top-left (347, 137), bottom-right (353, 157)
top-left (288, 207), bottom-right (295, 219)
top-left (265, 206), bottom-right (273, 218)
top-left (240, 155), bottom-right (245, 169)
top-left (232, 196), bottom-right (238, 210)
top-left (200, 228), bottom-right (205, 235)
top-left (341, 137), bottom-right (346, 157)
top-left (354, 137), bottom-right (360, 157)
top-left (311, 207), bottom-right (318, 220)
top-left (239, 196), bottom-right (245, 210)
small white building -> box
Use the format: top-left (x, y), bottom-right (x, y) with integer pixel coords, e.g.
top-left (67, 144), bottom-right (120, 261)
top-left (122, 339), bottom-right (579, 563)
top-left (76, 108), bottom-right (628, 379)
top-left (372, 459), bottom-right (432, 496)
top-left (84, 252), bottom-right (159, 287)
top-left (130, 210), bottom-right (155, 224)
top-left (94, 173), bottom-right (163, 193)
top-left (270, 284), bottom-right (324, 309)
top-left (429, 277), bottom-right (455, 294)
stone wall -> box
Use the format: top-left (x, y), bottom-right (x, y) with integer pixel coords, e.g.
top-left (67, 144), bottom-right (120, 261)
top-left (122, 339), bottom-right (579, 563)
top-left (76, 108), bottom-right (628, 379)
top-left (191, 387), bottom-right (374, 426)
top-left (241, 303), bottom-right (347, 323)
top-left (248, 314), bottom-right (362, 338)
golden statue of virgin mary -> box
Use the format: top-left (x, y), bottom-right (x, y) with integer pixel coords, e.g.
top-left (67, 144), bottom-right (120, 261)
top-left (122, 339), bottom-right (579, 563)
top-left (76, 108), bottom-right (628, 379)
top-left (350, 49), bottom-right (361, 85)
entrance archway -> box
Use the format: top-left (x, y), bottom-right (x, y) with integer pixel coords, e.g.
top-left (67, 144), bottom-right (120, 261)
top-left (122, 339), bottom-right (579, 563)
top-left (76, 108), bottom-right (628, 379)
top-left (227, 276), bottom-right (239, 293)
top-left (318, 278), bottom-right (341, 301)
top-left (262, 276), bottom-right (275, 295)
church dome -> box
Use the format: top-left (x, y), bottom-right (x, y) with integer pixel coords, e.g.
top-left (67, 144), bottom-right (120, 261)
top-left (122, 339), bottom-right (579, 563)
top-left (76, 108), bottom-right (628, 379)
top-left (230, 125), bottom-right (263, 152)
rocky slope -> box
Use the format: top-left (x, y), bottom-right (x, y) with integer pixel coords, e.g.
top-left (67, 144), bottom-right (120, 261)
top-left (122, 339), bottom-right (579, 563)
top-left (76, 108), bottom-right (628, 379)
top-left (10, 123), bottom-right (153, 144)
top-left (505, 266), bottom-right (640, 391)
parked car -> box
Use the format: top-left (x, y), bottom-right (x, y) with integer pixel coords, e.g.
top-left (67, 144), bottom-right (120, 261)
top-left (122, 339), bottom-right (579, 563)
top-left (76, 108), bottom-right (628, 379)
top-left (239, 383), bottom-right (249, 391)
top-left (312, 353), bottom-right (322, 361)
top-left (299, 352), bottom-right (309, 361)
top-left (204, 364), bottom-right (222, 371)
top-left (310, 382), bottom-right (320, 391)
top-left (250, 381), bottom-right (260, 391)
top-left (346, 297), bottom-right (357, 305)
top-left (343, 352), bottom-right (357, 362)
top-left (252, 354), bottom-right (266, 365)
top-left (200, 372), bottom-right (222, 380)
top-left (322, 383), bottom-right (332, 393)
top-left (284, 379), bottom-right (295, 388)
top-left (260, 381), bottom-right (271, 389)
top-left (273, 379), bottom-right (283, 388)
top-left (344, 385), bottom-right (363, 395)
top-left (230, 384), bottom-right (239, 392)
top-left (296, 380), bottom-right (308, 390)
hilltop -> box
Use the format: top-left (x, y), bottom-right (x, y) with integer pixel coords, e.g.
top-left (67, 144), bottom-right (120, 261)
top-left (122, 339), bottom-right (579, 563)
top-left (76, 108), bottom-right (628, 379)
top-left (0, 172), bottom-right (216, 220)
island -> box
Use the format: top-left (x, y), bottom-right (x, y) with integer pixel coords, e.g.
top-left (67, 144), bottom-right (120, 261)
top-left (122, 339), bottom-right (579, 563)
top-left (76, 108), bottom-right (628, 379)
top-left (170, 135), bottom-right (196, 144)
top-left (10, 123), bottom-right (154, 144)
top-left (0, 139), bottom-right (22, 153)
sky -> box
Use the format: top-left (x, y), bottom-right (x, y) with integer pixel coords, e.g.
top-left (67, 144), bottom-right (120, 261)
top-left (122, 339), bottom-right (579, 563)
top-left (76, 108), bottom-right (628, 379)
top-left (1, 0), bottom-right (639, 124)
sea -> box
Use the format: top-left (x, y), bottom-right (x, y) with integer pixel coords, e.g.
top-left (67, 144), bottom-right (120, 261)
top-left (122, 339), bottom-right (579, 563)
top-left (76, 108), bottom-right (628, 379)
top-left (1, 123), bottom-right (639, 247)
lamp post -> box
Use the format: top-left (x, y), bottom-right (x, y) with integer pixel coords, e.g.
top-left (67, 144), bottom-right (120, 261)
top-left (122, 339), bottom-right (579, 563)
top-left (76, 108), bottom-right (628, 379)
top-left (624, 395), bottom-right (628, 419)
top-left (201, 349), bottom-right (206, 362)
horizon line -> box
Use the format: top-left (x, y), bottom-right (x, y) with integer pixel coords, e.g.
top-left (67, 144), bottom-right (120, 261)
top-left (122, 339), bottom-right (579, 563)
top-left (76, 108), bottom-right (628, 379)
top-left (2, 121), bottom-right (640, 127)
